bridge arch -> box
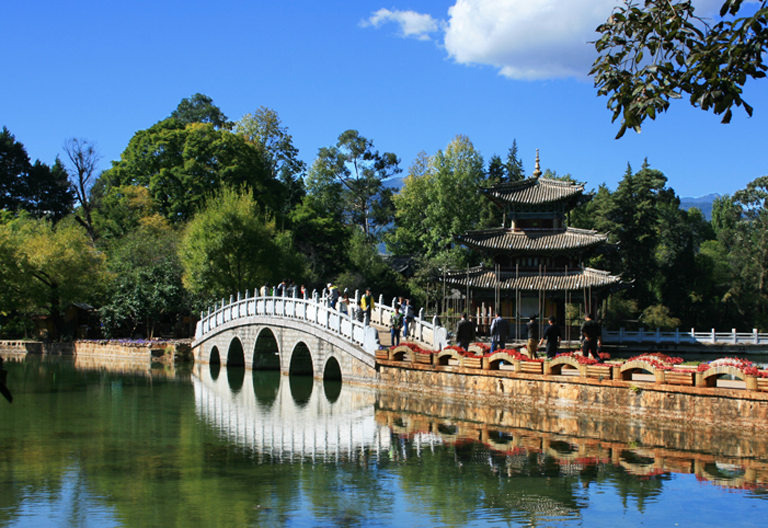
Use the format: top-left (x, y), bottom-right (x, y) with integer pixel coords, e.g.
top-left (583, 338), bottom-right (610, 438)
top-left (227, 337), bottom-right (245, 367)
top-left (253, 328), bottom-right (280, 370)
top-left (210, 345), bottom-right (221, 365)
top-left (324, 356), bottom-right (342, 381)
top-left (289, 342), bottom-right (314, 377)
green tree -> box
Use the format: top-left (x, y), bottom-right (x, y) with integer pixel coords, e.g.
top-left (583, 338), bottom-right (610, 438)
top-left (591, 0), bottom-right (768, 138)
top-left (389, 136), bottom-right (490, 266)
top-left (99, 119), bottom-right (280, 223)
top-left (311, 130), bottom-right (400, 240)
top-left (728, 176), bottom-right (768, 327)
top-left (170, 93), bottom-right (229, 129)
top-left (234, 107), bottom-right (306, 217)
top-left (179, 187), bottom-right (304, 300)
top-left (1, 127), bottom-right (73, 221)
top-left (99, 220), bottom-right (185, 338)
top-left (505, 139), bottom-right (525, 182)
top-left (0, 215), bottom-right (107, 338)
top-left (288, 197), bottom-right (350, 285)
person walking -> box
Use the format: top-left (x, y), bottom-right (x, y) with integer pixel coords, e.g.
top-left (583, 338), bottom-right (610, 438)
top-left (539, 315), bottom-right (562, 359)
top-left (402, 299), bottom-right (414, 338)
top-left (455, 313), bottom-right (475, 351)
top-left (526, 315), bottom-right (540, 358)
top-left (390, 305), bottom-right (402, 346)
top-left (360, 288), bottom-right (374, 326)
top-left (490, 312), bottom-right (508, 353)
top-left (581, 312), bottom-right (602, 362)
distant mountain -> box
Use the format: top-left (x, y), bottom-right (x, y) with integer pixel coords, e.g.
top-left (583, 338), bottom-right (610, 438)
top-left (680, 193), bottom-right (720, 220)
top-left (383, 177), bottom-right (404, 190)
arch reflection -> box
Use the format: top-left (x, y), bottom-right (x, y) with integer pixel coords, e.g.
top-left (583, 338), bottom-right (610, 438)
top-left (252, 370), bottom-right (281, 408)
top-left (253, 328), bottom-right (280, 370)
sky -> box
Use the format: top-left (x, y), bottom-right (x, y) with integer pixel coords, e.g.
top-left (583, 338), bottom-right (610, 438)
top-left (2, 0), bottom-right (766, 199)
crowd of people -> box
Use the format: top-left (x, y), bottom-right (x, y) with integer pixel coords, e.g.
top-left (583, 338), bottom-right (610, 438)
top-left (257, 282), bottom-right (603, 357)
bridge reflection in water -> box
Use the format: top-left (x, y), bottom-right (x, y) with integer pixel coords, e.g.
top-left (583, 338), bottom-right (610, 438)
top-left (194, 364), bottom-right (768, 495)
top-left (192, 364), bottom-right (392, 461)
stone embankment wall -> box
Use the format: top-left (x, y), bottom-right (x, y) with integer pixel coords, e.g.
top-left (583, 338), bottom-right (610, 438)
top-left (375, 360), bottom-right (768, 431)
top-left (0, 340), bottom-right (192, 363)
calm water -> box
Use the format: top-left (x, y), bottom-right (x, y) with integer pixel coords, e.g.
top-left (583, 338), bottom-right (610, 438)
top-left (2, 356), bottom-right (768, 527)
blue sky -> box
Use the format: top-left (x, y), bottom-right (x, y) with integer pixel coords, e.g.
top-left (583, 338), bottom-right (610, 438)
top-left (2, 0), bottom-right (766, 199)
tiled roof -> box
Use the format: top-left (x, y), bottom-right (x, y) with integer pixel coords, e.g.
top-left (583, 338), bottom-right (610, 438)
top-left (442, 266), bottom-right (623, 292)
top-left (456, 227), bottom-right (607, 253)
top-left (481, 177), bottom-right (585, 205)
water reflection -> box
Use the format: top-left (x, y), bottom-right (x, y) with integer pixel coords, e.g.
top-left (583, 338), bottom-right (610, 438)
top-left (4, 356), bottom-right (768, 528)
top-left (252, 370), bottom-right (280, 407)
top-left (193, 363), bottom-right (768, 494)
top-left (288, 375), bottom-right (313, 406)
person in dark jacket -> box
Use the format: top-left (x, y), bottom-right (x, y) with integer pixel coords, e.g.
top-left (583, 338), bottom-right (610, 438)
top-left (581, 312), bottom-right (602, 361)
top-left (539, 315), bottom-right (562, 359)
top-left (455, 313), bottom-right (475, 350)
top-left (490, 312), bottom-right (508, 353)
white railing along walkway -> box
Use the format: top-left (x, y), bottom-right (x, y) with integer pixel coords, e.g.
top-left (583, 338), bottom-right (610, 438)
top-left (195, 289), bottom-right (447, 353)
top-left (603, 328), bottom-right (768, 346)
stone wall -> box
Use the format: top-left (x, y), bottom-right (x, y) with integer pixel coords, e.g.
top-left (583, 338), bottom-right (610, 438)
top-left (0, 340), bottom-right (192, 364)
top-left (375, 360), bottom-right (768, 431)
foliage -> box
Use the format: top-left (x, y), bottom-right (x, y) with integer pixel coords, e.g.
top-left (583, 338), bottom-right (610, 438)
top-left (178, 187), bottom-right (304, 300)
top-left (1, 127), bottom-right (74, 221)
top-left (388, 136), bottom-right (491, 264)
top-left (603, 295), bottom-right (639, 330)
top-left (591, 0), bottom-right (768, 138)
top-left (288, 197), bottom-right (350, 285)
top-left (234, 107), bottom-right (306, 218)
top-left (723, 176), bottom-right (768, 327)
top-left (169, 93), bottom-right (230, 129)
top-left (98, 119), bottom-right (282, 223)
top-left (335, 229), bottom-right (402, 300)
top-left (640, 304), bottom-right (681, 330)
top-left (99, 220), bottom-right (185, 338)
top-left (0, 215), bottom-right (108, 337)
top-left (310, 130), bottom-right (400, 240)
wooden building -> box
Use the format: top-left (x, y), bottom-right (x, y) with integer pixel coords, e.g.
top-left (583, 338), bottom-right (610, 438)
top-left (444, 152), bottom-right (623, 341)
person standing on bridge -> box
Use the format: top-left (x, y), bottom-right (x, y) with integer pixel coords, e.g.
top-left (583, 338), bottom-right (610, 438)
top-left (360, 288), bottom-right (374, 326)
top-left (390, 304), bottom-right (403, 346)
top-left (402, 299), bottom-right (414, 338)
top-left (327, 283), bottom-right (339, 309)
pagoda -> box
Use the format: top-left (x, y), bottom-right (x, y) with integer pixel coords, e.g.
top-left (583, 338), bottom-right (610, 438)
top-left (443, 151), bottom-right (623, 340)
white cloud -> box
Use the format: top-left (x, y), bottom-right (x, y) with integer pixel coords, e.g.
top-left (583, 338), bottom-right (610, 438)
top-left (362, 8), bottom-right (442, 41)
top-left (365, 0), bottom-right (732, 80)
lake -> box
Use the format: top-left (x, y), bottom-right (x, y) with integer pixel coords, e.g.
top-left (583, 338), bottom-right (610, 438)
top-left (1, 356), bottom-right (767, 527)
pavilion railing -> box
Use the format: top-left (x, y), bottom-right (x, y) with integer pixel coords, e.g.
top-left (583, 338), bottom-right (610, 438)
top-left (603, 328), bottom-right (768, 346)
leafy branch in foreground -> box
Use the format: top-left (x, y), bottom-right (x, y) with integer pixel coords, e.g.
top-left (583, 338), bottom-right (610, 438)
top-left (591, 0), bottom-right (768, 138)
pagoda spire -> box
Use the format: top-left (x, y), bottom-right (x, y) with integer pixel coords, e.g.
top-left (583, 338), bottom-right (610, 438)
top-left (533, 149), bottom-right (542, 178)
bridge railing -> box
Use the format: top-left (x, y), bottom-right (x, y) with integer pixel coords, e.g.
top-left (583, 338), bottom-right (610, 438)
top-left (603, 328), bottom-right (768, 346)
top-left (195, 290), bottom-right (447, 351)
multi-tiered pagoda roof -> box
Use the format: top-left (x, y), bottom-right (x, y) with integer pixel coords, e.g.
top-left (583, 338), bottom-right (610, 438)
top-left (447, 155), bottom-right (623, 294)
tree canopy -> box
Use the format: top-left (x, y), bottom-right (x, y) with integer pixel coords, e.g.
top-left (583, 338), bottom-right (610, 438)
top-left (98, 119), bottom-right (282, 223)
top-left (591, 0), bottom-right (768, 138)
top-left (179, 187), bottom-right (304, 300)
top-left (1, 127), bottom-right (73, 221)
top-left (309, 130), bottom-right (400, 241)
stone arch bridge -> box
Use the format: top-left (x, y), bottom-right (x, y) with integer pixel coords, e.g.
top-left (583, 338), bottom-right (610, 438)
top-left (192, 291), bottom-right (447, 384)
